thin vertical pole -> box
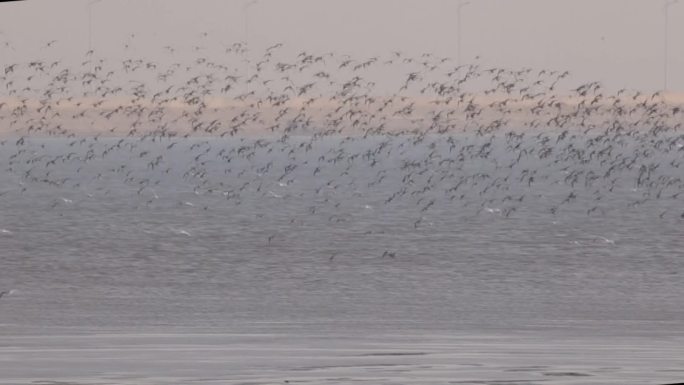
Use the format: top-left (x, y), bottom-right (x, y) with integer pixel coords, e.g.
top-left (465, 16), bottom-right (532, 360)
top-left (243, 0), bottom-right (259, 94)
top-left (457, 1), bottom-right (470, 67)
top-left (88, 4), bottom-right (92, 55)
top-left (664, 0), bottom-right (680, 91)
top-left (87, 0), bottom-right (104, 81)
top-left (665, 2), bottom-right (669, 91)
top-left (244, 6), bottom-right (249, 93)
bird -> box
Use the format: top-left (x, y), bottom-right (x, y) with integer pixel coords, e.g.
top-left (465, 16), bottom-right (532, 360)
top-left (0, 35), bottom-right (680, 269)
top-left (381, 250), bottom-right (396, 258)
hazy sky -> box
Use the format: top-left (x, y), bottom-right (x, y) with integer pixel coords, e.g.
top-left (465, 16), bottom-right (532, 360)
top-left (0, 0), bottom-right (683, 92)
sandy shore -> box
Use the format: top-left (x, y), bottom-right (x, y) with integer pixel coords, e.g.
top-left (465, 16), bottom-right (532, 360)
top-left (2, 91), bottom-right (683, 138)
top-left (1, 327), bottom-right (684, 385)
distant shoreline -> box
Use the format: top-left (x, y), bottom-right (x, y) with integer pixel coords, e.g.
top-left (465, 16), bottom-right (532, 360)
top-left (2, 92), bottom-right (682, 138)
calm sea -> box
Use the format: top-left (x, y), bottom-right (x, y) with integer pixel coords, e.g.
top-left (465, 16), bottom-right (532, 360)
top-left (1, 133), bottom-right (683, 384)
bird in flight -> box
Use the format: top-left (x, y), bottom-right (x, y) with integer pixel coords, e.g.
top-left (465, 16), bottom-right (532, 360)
top-left (0, 290), bottom-right (16, 299)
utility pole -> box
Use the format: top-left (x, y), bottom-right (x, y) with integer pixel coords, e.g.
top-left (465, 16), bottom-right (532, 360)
top-left (87, 0), bottom-right (104, 93)
top-left (457, 0), bottom-right (470, 67)
top-left (664, 0), bottom-right (679, 91)
top-left (88, 0), bottom-right (104, 56)
top-left (243, 0), bottom-right (259, 94)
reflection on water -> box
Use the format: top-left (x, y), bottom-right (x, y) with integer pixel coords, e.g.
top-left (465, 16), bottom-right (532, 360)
top-left (1, 332), bottom-right (684, 385)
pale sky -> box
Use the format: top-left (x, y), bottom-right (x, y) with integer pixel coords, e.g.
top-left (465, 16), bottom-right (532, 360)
top-left (0, 0), bottom-right (683, 92)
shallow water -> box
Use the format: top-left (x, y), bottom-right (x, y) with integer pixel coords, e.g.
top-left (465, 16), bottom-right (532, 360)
top-left (1, 134), bottom-right (683, 384)
top-left (2, 331), bottom-right (684, 384)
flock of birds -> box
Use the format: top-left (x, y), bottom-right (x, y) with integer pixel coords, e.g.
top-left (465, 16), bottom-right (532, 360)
top-left (0, 40), bottom-right (683, 254)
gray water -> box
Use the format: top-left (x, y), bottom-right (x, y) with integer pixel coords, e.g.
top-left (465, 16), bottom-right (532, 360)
top-left (1, 134), bottom-right (683, 384)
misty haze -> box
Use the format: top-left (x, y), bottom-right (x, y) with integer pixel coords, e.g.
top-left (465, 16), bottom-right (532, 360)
top-left (1, 1), bottom-right (683, 384)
